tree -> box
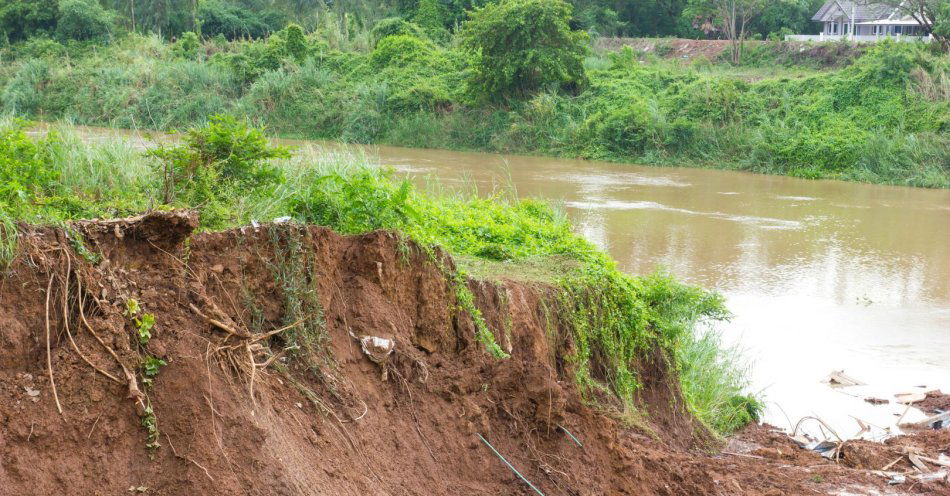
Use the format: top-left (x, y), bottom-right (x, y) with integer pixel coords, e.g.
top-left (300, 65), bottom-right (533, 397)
top-left (0, 0), bottom-right (58, 42)
top-left (688, 0), bottom-right (765, 64)
top-left (868, 0), bottom-right (948, 51)
top-left (55, 0), bottom-right (114, 41)
top-left (459, 0), bottom-right (588, 102)
top-left (935, 2), bottom-right (950, 50)
top-left (750, 0), bottom-right (824, 38)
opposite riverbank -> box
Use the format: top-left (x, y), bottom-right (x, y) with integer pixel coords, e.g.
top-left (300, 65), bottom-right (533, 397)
top-left (1, 32), bottom-right (948, 188)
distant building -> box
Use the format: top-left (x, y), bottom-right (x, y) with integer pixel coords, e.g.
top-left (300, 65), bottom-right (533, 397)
top-left (786, 1), bottom-right (931, 42)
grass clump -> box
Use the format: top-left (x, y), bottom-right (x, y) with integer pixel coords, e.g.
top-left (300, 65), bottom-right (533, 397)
top-left (264, 224), bottom-right (331, 370)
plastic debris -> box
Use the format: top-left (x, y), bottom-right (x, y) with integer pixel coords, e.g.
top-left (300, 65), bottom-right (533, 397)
top-left (894, 392), bottom-right (927, 404)
top-left (827, 370), bottom-right (864, 387)
top-left (887, 474), bottom-right (905, 485)
top-left (359, 335), bottom-right (395, 380)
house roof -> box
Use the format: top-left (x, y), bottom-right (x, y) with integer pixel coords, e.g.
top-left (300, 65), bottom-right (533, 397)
top-left (812, 1), bottom-right (897, 23)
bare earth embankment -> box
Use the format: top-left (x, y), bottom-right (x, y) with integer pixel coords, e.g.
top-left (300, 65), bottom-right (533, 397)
top-left (0, 212), bottom-right (946, 495)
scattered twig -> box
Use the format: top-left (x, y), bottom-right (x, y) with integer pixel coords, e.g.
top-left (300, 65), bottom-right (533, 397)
top-left (919, 456), bottom-right (950, 468)
top-left (908, 453), bottom-right (931, 472)
top-left (87, 414), bottom-right (101, 439)
top-left (27, 422), bottom-right (34, 442)
top-left (881, 456), bottom-right (903, 471)
top-left (247, 319), bottom-right (304, 343)
top-left (477, 433), bottom-right (545, 496)
top-left (165, 433), bottom-right (215, 482)
top-left (190, 303), bottom-right (250, 338)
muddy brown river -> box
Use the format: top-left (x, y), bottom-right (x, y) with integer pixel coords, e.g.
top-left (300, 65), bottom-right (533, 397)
top-left (361, 143), bottom-right (950, 437)
top-left (54, 126), bottom-right (950, 437)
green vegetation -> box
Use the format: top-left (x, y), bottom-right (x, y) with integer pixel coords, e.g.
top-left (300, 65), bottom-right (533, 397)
top-left (0, 0), bottom-right (831, 42)
top-left (125, 298), bottom-right (156, 346)
top-left (0, 116), bottom-right (758, 435)
top-left (1, 14), bottom-right (947, 187)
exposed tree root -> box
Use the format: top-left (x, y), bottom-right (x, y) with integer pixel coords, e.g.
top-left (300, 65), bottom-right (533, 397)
top-left (44, 272), bottom-right (63, 415)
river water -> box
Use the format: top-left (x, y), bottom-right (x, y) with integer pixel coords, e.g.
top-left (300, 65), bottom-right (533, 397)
top-left (54, 126), bottom-right (950, 438)
top-left (355, 143), bottom-right (950, 438)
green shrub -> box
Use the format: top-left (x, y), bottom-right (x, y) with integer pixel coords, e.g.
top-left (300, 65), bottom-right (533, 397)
top-left (669, 78), bottom-right (762, 124)
top-left (13, 36), bottom-right (66, 59)
top-left (0, 119), bottom-right (57, 210)
top-left (146, 115), bottom-right (289, 226)
top-left (459, 0), bottom-right (589, 102)
top-left (369, 17), bottom-right (427, 47)
top-left (589, 100), bottom-right (655, 155)
top-left (282, 23), bottom-right (307, 63)
top-left (172, 31), bottom-right (200, 60)
top-left (370, 34), bottom-right (437, 69)
top-left (769, 116), bottom-right (872, 172)
top-left (412, 0), bottom-right (449, 42)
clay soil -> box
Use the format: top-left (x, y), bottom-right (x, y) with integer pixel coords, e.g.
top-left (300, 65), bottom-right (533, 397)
top-left (0, 212), bottom-right (946, 495)
top-left (595, 38), bottom-right (868, 68)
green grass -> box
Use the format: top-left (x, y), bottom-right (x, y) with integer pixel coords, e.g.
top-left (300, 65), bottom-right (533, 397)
top-left (0, 117), bottom-right (759, 435)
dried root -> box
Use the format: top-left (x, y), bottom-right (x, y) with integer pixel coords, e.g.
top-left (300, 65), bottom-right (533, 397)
top-left (190, 301), bottom-right (302, 405)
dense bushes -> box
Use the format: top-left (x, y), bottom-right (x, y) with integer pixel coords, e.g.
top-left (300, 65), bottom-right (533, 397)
top-left (55, 0), bottom-right (113, 41)
top-left (198, 0), bottom-right (284, 40)
top-left (0, 28), bottom-right (947, 187)
top-left (0, 0), bottom-right (59, 42)
top-left (369, 17), bottom-right (428, 46)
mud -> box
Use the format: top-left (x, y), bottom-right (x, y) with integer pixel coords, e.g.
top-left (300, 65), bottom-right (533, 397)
top-left (918, 390), bottom-right (950, 416)
top-left (0, 212), bottom-right (946, 495)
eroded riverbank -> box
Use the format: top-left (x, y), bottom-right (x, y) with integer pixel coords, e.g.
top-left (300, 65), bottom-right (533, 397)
top-left (26, 124), bottom-right (950, 439)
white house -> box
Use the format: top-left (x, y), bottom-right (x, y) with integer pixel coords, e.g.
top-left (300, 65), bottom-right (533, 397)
top-left (786, 1), bottom-right (931, 42)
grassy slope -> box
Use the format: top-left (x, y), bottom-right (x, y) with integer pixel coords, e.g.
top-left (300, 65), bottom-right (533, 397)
top-left (1, 33), bottom-right (948, 188)
top-left (0, 118), bottom-right (759, 435)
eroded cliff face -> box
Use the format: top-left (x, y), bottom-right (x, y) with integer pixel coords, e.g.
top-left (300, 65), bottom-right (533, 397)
top-left (0, 212), bottom-right (933, 496)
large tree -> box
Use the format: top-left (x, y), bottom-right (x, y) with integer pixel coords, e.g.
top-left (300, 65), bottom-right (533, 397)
top-left (867, 0), bottom-right (949, 51)
top-left (0, 0), bottom-right (58, 42)
top-left (459, 0), bottom-right (588, 102)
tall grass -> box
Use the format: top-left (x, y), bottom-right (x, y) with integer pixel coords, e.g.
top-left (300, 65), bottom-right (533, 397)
top-left (679, 327), bottom-right (761, 435)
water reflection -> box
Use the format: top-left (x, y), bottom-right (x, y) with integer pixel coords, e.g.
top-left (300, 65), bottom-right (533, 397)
top-left (366, 143), bottom-right (950, 434)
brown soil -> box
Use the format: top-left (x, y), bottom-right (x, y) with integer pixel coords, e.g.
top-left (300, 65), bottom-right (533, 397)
top-left (594, 38), bottom-right (868, 68)
top-left (1, 212), bottom-right (946, 495)
top-left (918, 390), bottom-right (950, 416)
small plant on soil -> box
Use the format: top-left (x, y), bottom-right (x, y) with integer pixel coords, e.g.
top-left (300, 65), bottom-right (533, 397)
top-left (125, 298), bottom-right (156, 346)
top-left (141, 356), bottom-right (167, 388)
top-left (64, 226), bottom-right (101, 265)
top-left (141, 404), bottom-right (161, 450)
